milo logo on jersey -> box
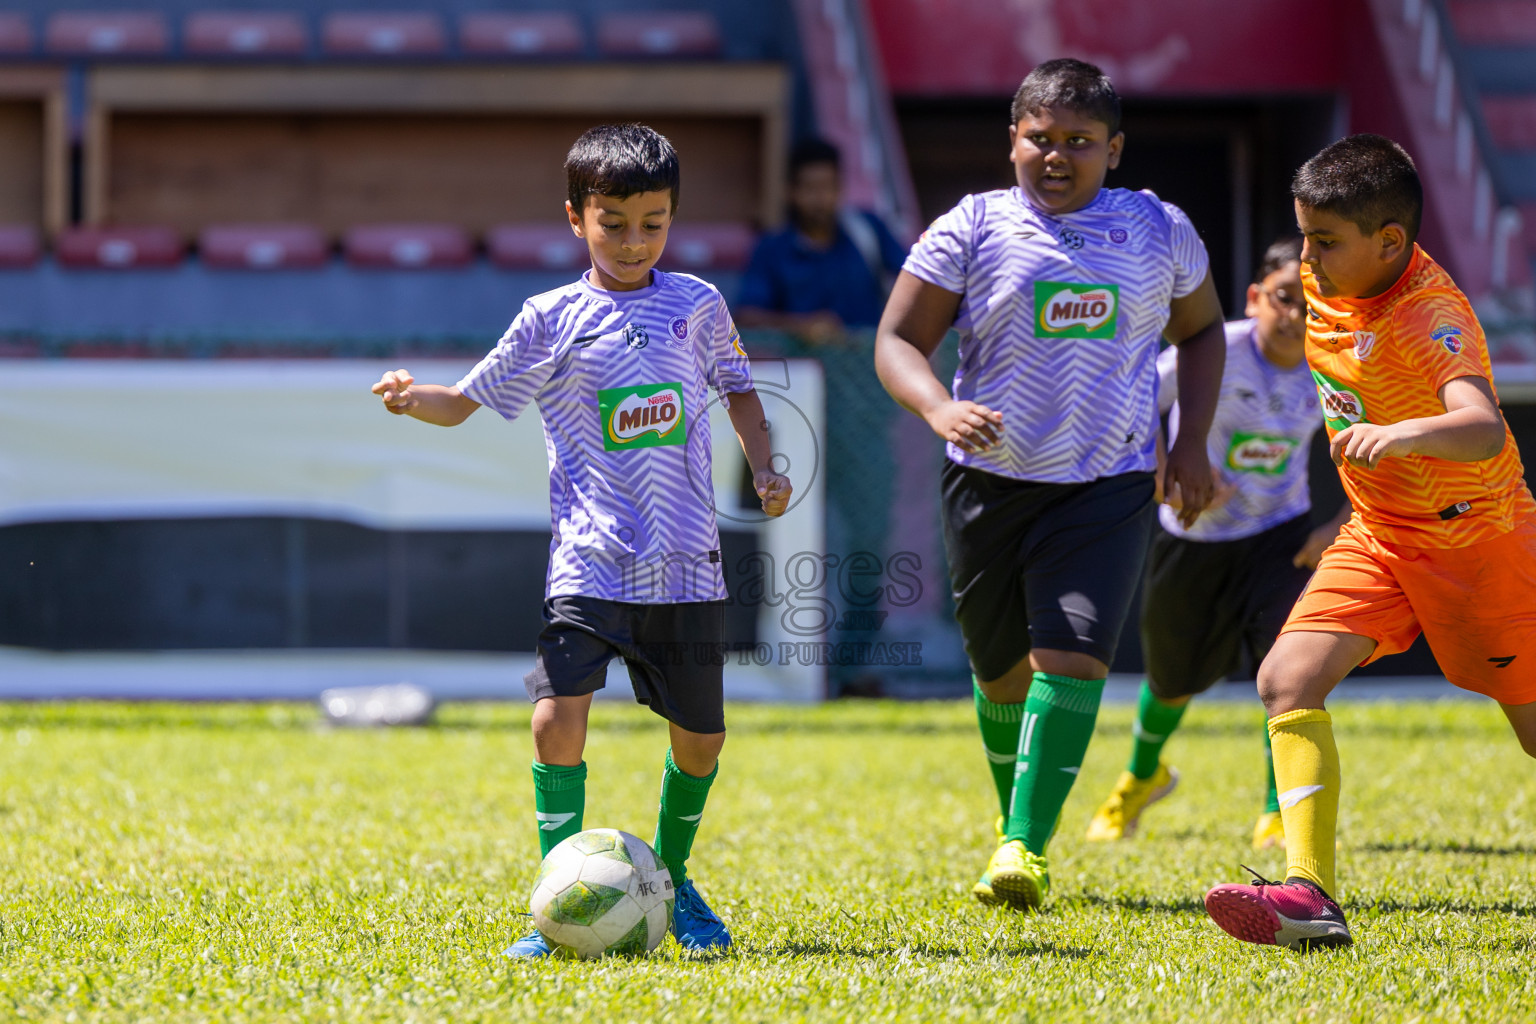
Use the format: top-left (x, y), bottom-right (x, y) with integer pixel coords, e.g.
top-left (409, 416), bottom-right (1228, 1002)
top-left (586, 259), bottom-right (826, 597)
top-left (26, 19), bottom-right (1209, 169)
top-left (1311, 368), bottom-right (1368, 430)
top-left (599, 382), bottom-right (687, 451)
top-left (1034, 282), bottom-right (1119, 339)
top-left (1226, 432), bottom-right (1298, 475)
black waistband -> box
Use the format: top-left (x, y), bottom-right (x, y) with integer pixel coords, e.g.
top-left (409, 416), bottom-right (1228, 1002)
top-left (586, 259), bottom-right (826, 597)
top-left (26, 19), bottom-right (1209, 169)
top-left (1438, 501), bottom-right (1473, 520)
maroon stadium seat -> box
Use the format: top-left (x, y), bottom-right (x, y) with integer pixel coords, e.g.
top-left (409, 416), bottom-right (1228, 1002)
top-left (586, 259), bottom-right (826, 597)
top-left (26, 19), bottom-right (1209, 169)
top-left (200, 224), bottom-right (328, 269)
top-left (1483, 95), bottom-right (1536, 151)
top-left (596, 12), bottom-right (722, 57)
top-left (322, 13), bottom-right (446, 56)
top-left (1450, 1), bottom-right (1536, 46)
top-left (46, 12), bottom-right (169, 56)
top-left (57, 226), bottom-right (184, 269)
top-left (0, 12), bottom-right (32, 53)
top-left (1521, 203), bottom-right (1536, 258)
top-left (0, 225), bottom-right (41, 269)
top-left (459, 12), bottom-right (584, 56)
top-left (659, 223), bottom-right (755, 271)
top-left (184, 12), bottom-right (308, 56)
top-left (344, 224), bottom-right (472, 268)
top-left (485, 224), bottom-right (588, 270)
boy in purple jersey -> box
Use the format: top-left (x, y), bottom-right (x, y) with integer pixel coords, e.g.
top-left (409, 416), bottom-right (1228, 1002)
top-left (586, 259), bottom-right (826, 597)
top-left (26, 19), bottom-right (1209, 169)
top-left (876, 59), bottom-right (1226, 911)
top-left (372, 124), bottom-right (791, 957)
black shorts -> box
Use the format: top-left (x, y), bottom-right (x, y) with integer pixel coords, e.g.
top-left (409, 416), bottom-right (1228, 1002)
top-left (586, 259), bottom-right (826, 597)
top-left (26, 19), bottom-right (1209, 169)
top-left (1141, 513), bottom-right (1314, 700)
top-left (524, 596), bottom-right (726, 735)
top-left (940, 461), bottom-right (1155, 681)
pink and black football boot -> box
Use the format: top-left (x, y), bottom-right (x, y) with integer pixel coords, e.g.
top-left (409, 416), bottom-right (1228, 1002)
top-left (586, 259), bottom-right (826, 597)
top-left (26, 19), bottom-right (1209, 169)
top-left (1205, 866), bottom-right (1352, 950)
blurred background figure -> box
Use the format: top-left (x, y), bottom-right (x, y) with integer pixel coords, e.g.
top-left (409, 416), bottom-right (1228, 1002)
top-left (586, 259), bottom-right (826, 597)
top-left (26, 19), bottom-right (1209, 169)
top-left (735, 138), bottom-right (907, 347)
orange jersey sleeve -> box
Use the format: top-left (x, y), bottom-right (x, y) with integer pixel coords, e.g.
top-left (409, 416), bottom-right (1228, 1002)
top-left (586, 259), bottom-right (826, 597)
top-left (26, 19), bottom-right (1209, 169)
top-left (1302, 246), bottom-right (1535, 547)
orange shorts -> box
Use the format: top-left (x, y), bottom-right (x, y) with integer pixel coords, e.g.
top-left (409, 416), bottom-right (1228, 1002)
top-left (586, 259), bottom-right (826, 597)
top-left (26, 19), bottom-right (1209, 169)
top-left (1282, 516), bottom-right (1536, 704)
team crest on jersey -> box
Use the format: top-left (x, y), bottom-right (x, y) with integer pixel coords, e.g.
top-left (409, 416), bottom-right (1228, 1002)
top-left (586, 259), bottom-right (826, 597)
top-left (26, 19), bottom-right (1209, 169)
top-left (1432, 323), bottom-right (1463, 355)
top-left (1350, 331), bottom-right (1376, 360)
top-left (1034, 282), bottom-right (1119, 339)
top-left (623, 322), bottom-right (649, 350)
top-left (1226, 432), bottom-right (1298, 475)
top-left (728, 323), bottom-right (746, 356)
top-left (666, 315), bottom-right (691, 348)
top-left (599, 382), bottom-right (686, 450)
top-left (1311, 368), bottom-right (1368, 430)
top-left (1108, 227), bottom-right (1129, 245)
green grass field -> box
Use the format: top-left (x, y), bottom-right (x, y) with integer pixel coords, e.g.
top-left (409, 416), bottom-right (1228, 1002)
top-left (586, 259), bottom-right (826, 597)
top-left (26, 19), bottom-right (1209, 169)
top-left (2, 697), bottom-right (1534, 1023)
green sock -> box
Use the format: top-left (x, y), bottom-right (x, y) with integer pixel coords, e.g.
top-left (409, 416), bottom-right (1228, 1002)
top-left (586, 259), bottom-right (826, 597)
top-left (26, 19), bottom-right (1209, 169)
top-left (1262, 719), bottom-right (1280, 814)
top-left (1127, 681), bottom-right (1187, 779)
top-left (1005, 672), bottom-right (1105, 853)
top-left (653, 749), bottom-right (716, 887)
top-left (532, 761), bottom-right (586, 858)
top-left (974, 678), bottom-right (1026, 818)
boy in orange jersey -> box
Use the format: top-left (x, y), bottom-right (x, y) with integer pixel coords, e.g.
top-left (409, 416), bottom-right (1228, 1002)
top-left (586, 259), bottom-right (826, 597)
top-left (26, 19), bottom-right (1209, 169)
top-left (1203, 134), bottom-right (1536, 951)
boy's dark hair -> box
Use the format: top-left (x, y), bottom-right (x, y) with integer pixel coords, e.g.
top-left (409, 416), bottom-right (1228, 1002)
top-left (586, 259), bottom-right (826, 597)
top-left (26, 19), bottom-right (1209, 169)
top-left (1253, 235), bottom-right (1304, 284)
top-left (1291, 134), bottom-right (1423, 243)
top-left (565, 123), bottom-right (680, 213)
top-left (1011, 58), bottom-right (1120, 134)
top-left (789, 137), bottom-right (841, 181)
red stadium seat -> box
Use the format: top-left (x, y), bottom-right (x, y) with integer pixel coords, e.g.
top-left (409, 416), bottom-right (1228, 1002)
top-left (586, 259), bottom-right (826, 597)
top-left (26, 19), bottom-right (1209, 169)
top-left (200, 224), bottom-right (328, 269)
top-left (322, 13), bottom-right (446, 56)
top-left (184, 12), bottom-right (308, 56)
top-left (1483, 96), bottom-right (1536, 151)
top-left (1520, 203), bottom-right (1536, 257)
top-left (46, 12), bottom-right (169, 56)
top-left (0, 12), bottom-right (32, 53)
top-left (0, 225), bottom-right (41, 269)
top-left (1450, 1), bottom-right (1536, 46)
top-left (659, 223), bottom-right (755, 271)
top-left (459, 13), bottom-right (584, 56)
top-left (344, 224), bottom-right (472, 268)
top-left (57, 226), bottom-right (184, 269)
top-left (485, 224), bottom-right (588, 270)
top-left (596, 12), bottom-right (722, 57)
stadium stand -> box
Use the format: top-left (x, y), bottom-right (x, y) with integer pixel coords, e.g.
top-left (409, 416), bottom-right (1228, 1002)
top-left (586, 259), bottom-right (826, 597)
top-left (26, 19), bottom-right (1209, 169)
top-left (659, 222), bottom-right (756, 271)
top-left (344, 224), bottom-right (474, 269)
top-left (458, 12), bottom-right (585, 57)
top-left (596, 12), bottom-right (723, 57)
top-left (45, 11), bottom-right (170, 56)
top-left (485, 224), bottom-right (588, 271)
top-left (321, 12), bottom-right (448, 57)
top-left (56, 225), bottom-right (183, 268)
top-left (0, 12), bottom-right (32, 53)
top-left (0, 224), bottom-right (40, 268)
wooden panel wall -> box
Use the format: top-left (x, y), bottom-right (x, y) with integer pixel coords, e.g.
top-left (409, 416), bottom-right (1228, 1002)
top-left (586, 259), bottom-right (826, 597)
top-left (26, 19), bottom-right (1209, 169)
top-left (0, 101), bottom-right (44, 227)
top-left (106, 113), bottom-right (764, 234)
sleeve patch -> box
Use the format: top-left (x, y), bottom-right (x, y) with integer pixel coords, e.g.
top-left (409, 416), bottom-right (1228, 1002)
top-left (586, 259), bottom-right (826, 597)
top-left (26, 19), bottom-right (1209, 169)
top-left (1430, 323), bottom-right (1464, 355)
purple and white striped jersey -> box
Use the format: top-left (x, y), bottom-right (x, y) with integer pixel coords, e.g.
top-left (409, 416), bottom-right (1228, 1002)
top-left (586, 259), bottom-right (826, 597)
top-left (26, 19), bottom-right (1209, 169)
top-left (1158, 319), bottom-right (1323, 542)
top-left (903, 187), bottom-right (1210, 483)
top-left (457, 269), bottom-right (753, 603)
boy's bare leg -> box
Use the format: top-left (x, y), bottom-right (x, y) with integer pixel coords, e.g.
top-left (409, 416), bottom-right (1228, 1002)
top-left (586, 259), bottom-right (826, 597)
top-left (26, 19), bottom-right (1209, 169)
top-left (531, 693), bottom-right (593, 766)
top-left (1498, 699), bottom-right (1536, 759)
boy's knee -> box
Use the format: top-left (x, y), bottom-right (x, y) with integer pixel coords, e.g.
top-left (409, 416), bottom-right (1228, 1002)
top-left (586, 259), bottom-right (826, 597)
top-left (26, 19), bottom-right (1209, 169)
top-left (670, 728), bottom-right (725, 775)
top-left (1255, 658), bottom-right (1300, 712)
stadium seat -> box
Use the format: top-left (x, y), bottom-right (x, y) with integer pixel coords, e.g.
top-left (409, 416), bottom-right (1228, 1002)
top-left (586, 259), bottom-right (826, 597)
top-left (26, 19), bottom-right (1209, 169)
top-left (596, 12), bottom-right (722, 57)
top-left (1482, 95), bottom-right (1536, 151)
top-left (0, 12), bottom-right (32, 53)
top-left (46, 12), bottom-right (169, 56)
top-left (485, 224), bottom-right (587, 270)
top-left (0, 225), bottom-right (41, 269)
top-left (184, 12), bottom-right (308, 56)
top-left (344, 224), bottom-right (473, 268)
top-left (1520, 202), bottom-right (1536, 256)
top-left (1450, 1), bottom-right (1536, 46)
top-left (56, 226), bottom-right (184, 269)
top-left (200, 224), bottom-right (329, 269)
top-left (459, 13), bottom-right (584, 56)
top-left (658, 223), bottom-right (755, 271)
top-left (322, 13), bottom-right (446, 56)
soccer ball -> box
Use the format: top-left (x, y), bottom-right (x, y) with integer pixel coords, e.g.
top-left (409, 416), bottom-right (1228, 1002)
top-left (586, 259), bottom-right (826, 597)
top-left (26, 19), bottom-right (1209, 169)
top-left (529, 829), bottom-right (675, 958)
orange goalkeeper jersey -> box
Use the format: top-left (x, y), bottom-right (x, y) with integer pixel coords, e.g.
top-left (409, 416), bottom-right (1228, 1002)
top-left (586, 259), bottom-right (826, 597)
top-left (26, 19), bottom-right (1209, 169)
top-left (1303, 245), bottom-right (1535, 548)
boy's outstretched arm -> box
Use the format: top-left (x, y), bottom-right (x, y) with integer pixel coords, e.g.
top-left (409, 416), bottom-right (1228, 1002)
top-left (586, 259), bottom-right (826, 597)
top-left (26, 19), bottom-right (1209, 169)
top-left (372, 368), bottom-right (480, 426)
top-left (724, 388), bottom-right (792, 517)
top-left (1163, 271), bottom-right (1226, 527)
top-left (1331, 375), bottom-right (1506, 469)
top-left (874, 271), bottom-right (1002, 454)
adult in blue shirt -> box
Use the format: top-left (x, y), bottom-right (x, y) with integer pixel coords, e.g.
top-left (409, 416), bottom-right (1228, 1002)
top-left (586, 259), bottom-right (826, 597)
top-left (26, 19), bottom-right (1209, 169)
top-left (735, 138), bottom-right (907, 345)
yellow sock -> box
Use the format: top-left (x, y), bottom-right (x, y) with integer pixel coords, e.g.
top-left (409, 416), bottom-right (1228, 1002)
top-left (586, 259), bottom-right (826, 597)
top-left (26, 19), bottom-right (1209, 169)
top-left (1268, 708), bottom-right (1340, 897)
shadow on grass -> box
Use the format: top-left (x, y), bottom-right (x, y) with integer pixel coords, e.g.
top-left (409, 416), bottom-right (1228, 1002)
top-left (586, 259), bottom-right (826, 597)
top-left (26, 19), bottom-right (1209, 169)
top-left (1063, 893), bottom-right (1209, 916)
top-left (1357, 897), bottom-right (1536, 918)
top-left (1360, 839), bottom-right (1536, 857)
top-left (766, 939), bottom-right (1090, 961)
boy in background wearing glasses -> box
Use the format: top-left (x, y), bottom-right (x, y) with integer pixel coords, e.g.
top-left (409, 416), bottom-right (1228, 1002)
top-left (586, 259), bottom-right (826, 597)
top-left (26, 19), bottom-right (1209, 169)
top-left (1083, 236), bottom-right (1349, 850)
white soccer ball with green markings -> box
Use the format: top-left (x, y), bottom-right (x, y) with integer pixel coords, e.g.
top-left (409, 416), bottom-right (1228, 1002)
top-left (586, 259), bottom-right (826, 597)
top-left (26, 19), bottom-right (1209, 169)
top-left (529, 828), bottom-right (675, 958)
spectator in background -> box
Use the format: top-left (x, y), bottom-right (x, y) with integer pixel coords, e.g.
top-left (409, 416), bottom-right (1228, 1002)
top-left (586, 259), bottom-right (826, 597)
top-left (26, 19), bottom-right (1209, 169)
top-left (735, 138), bottom-right (907, 345)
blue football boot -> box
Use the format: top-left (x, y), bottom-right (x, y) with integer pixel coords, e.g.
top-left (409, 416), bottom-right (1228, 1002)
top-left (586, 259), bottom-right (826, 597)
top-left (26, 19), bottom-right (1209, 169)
top-left (503, 928), bottom-right (553, 959)
top-left (672, 878), bottom-right (732, 951)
